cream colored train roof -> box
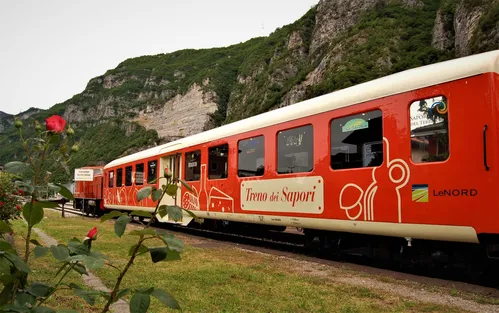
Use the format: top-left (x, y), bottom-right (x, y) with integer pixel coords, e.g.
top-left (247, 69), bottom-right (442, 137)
top-left (105, 49), bottom-right (499, 169)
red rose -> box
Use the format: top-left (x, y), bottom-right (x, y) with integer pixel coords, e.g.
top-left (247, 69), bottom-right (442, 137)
top-left (18, 189), bottom-right (24, 196)
top-left (45, 115), bottom-right (66, 133)
top-left (87, 227), bottom-right (98, 240)
top-left (0, 202), bottom-right (3, 207)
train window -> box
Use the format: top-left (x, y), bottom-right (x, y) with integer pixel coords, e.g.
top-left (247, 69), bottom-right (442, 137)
top-left (410, 96), bottom-right (449, 163)
top-left (125, 166), bottom-right (133, 186)
top-left (135, 163), bottom-right (144, 185)
top-left (108, 171), bottom-right (114, 188)
top-left (184, 150), bottom-right (201, 181)
top-left (277, 124), bottom-right (314, 174)
top-left (238, 136), bottom-right (264, 177)
top-left (209, 144), bottom-right (228, 179)
top-left (330, 110), bottom-right (383, 169)
top-left (147, 160), bottom-right (157, 183)
top-left (116, 168), bottom-right (123, 187)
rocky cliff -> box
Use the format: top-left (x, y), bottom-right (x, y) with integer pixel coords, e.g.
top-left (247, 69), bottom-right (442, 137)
top-left (1, 0), bottom-right (498, 182)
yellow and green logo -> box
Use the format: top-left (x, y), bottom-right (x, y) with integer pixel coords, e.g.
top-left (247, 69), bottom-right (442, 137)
top-left (412, 184), bottom-right (429, 202)
top-left (342, 118), bottom-right (368, 132)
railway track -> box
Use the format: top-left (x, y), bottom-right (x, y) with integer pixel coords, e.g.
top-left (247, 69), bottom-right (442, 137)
top-left (47, 204), bottom-right (499, 297)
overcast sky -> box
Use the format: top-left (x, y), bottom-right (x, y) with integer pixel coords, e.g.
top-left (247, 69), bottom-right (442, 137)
top-left (0, 0), bottom-right (318, 115)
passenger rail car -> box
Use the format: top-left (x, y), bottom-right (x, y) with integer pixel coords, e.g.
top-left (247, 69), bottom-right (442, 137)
top-left (100, 50), bottom-right (499, 262)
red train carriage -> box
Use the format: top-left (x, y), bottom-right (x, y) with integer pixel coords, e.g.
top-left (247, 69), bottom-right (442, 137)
top-left (73, 166), bottom-right (105, 216)
top-left (100, 50), bottom-right (499, 262)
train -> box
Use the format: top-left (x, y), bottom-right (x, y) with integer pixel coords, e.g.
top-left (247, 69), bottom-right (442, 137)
top-left (73, 49), bottom-right (499, 268)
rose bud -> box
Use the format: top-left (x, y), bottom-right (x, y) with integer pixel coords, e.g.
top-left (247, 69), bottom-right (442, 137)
top-left (45, 115), bottom-right (67, 133)
top-left (14, 119), bottom-right (23, 129)
top-left (66, 126), bottom-right (75, 136)
top-left (84, 227), bottom-right (98, 249)
top-left (35, 120), bottom-right (42, 131)
top-left (164, 167), bottom-right (172, 179)
top-left (71, 144), bottom-right (80, 153)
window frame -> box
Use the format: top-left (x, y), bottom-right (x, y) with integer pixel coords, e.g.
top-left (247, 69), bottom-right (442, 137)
top-left (147, 160), bottom-right (158, 184)
top-left (116, 168), bottom-right (123, 187)
top-left (276, 124), bottom-right (314, 175)
top-left (208, 143), bottom-right (229, 180)
top-left (135, 163), bottom-right (144, 186)
top-left (329, 109), bottom-right (384, 171)
top-left (237, 135), bottom-right (265, 178)
top-left (408, 95), bottom-right (450, 165)
top-left (184, 150), bottom-right (202, 182)
top-left (125, 165), bottom-right (133, 186)
top-left (108, 170), bottom-right (114, 188)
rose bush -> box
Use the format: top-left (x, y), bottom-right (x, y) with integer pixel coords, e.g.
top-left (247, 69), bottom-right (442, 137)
top-left (0, 171), bottom-right (23, 222)
top-left (0, 115), bottom-right (200, 313)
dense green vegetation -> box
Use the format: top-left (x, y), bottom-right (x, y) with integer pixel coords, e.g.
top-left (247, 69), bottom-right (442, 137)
top-left (1, 0), bottom-right (498, 184)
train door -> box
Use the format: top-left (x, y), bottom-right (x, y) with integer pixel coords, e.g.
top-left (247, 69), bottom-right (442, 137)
top-left (157, 154), bottom-right (183, 223)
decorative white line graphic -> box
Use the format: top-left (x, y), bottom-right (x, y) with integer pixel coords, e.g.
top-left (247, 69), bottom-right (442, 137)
top-left (339, 137), bottom-right (410, 223)
top-left (181, 164), bottom-right (235, 212)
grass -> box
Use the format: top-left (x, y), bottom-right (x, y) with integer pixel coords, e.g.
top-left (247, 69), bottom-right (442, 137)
top-left (9, 210), bottom-right (473, 313)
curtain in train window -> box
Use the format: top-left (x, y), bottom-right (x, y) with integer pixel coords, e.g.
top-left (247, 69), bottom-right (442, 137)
top-left (184, 150), bottom-right (201, 181)
top-left (135, 163), bottom-right (144, 185)
top-left (209, 144), bottom-right (229, 179)
top-left (238, 136), bottom-right (265, 177)
top-left (410, 96), bottom-right (449, 163)
top-left (125, 166), bottom-right (133, 186)
top-left (147, 160), bottom-right (157, 184)
top-left (116, 168), bottom-right (123, 187)
top-left (330, 110), bottom-right (383, 169)
top-left (108, 171), bottom-right (114, 188)
top-left (277, 125), bottom-right (314, 174)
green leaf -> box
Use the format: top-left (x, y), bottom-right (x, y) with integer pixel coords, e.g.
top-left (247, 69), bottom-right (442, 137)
top-left (3, 161), bottom-right (28, 175)
top-left (151, 188), bottom-right (163, 202)
top-left (67, 241), bottom-right (90, 255)
top-left (34, 246), bottom-right (48, 258)
top-left (49, 133), bottom-right (61, 144)
top-left (178, 178), bottom-right (194, 193)
top-left (37, 201), bottom-right (59, 208)
top-left (73, 289), bottom-right (96, 306)
top-left (128, 243), bottom-right (149, 257)
top-left (157, 205), bottom-right (167, 218)
top-left (129, 229), bottom-right (156, 236)
top-left (114, 215), bottom-right (130, 238)
top-left (165, 184), bottom-right (178, 197)
top-left (112, 288), bottom-right (130, 304)
top-left (137, 186), bottom-right (152, 202)
top-left (55, 183), bottom-right (74, 200)
top-left (0, 240), bottom-right (15, 252)
top-left (14, 291), bottom-right (36, 307)
top-left (72, 263), bottom-right (88, 276)
top-left (152, 288), bottom-right (181, 310)
top-left (183, 208), bottom-right (203, 224)
top-left (136, 287), bottom-right (154, 295)
top-left (130, 292), bottom-right (150, 313)
top-left (149, 247), bottom-right (167, 263)
top-left (30, 239), bottom-right (43, 246)
top-left (50, 244), bottom-right (70, 261)
top-left (129, 211), bottom-right (153, 218)
top-left (22, 202), bottom-right (44, 227)
top-left (0, 221), bottom-right (12, 234)
top-left (50, 244), bottom-right (69, 261)
top-left (101, 210), bottom-right (126, 223)
top-left (4, 252), bottom-right (30, 273)
top-left (28, 282), bottom-right (54, 297)
top-left (160, 234), bottom-right (184, 252)
top-left (166, 205), bottom-right (183, 222)
top-left (82, 256), bottom-right (105, 270)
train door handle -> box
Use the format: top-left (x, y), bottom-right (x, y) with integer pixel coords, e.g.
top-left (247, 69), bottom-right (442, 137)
top-left (483, 124), bottom-right (490, 171)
